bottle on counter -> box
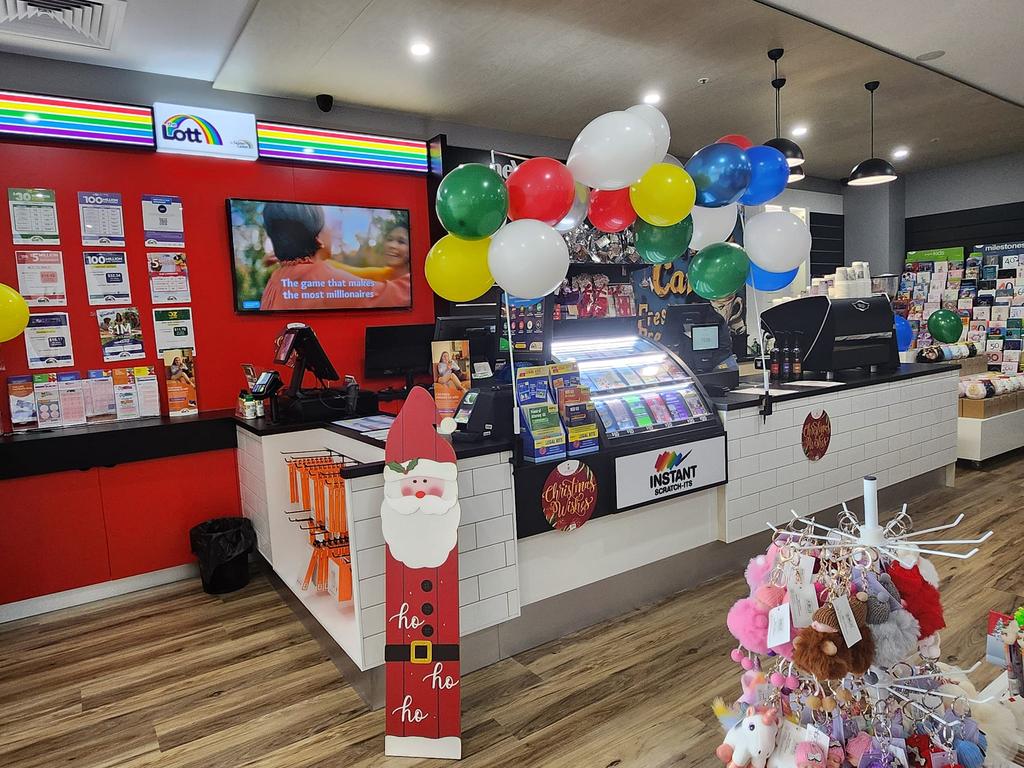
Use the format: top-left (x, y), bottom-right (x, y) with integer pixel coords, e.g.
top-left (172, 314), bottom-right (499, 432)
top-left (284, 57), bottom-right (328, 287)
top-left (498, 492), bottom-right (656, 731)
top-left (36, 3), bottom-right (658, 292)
top-left (781, 334), bottom-right (792, 382)
top-left (769, 338), bottom-right (781, 382)
top-left (791, 333), bottom-right (803, 381)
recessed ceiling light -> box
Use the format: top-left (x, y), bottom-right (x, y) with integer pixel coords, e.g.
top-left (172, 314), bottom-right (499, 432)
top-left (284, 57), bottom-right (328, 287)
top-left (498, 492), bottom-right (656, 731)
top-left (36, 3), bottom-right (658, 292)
top-left (697, 77), bottom-right (710, 85)
top-left (642, 91), bottom-right (661, 105)
top-left (791, 124), bottom-right (808, 137)
top-left (409, 41), bottom-right (431, 57)
top-left (892, 147), bottom-right (910, 160)
top-left (916, 50), bottom-right (946, 61)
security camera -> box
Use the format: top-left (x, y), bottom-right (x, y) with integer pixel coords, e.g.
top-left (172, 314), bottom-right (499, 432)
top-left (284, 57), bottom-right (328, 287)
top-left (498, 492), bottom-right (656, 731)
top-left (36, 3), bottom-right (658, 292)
top-left (315, 94), bottom-right (334, 113)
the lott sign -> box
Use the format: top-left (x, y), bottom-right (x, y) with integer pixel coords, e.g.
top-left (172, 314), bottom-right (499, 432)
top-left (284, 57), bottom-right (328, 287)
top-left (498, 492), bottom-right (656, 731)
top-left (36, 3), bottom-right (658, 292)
top-left (614, 434), bottom-right (727, 508)
top-left (153, 103), bottom-right (257, 161)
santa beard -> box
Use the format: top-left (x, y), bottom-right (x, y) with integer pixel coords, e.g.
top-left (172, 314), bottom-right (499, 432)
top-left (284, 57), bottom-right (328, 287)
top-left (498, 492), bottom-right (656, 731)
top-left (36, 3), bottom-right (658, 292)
top-left (381, 486), bottom-right (461, 569)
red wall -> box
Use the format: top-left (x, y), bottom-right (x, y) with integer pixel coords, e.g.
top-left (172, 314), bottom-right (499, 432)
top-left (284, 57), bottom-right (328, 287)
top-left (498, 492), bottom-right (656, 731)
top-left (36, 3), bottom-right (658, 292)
top-left (0, 139), bottom-right (434, 423)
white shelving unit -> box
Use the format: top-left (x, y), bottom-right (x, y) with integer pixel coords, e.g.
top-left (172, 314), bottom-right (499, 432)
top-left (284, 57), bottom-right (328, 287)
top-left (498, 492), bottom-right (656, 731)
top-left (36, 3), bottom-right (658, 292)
top-left (957, 409), bottom-right (1024, 463)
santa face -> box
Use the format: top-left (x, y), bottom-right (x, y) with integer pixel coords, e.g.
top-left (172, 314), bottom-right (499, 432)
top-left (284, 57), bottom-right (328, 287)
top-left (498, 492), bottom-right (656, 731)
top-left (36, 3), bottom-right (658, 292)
top-left (381, 469), bottom-right (461, 569)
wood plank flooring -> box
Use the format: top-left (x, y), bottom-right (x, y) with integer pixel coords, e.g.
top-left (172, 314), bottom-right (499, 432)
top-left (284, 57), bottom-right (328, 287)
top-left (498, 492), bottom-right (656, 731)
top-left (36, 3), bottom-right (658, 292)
top-left (1, 456), bottom-right (1022, 767)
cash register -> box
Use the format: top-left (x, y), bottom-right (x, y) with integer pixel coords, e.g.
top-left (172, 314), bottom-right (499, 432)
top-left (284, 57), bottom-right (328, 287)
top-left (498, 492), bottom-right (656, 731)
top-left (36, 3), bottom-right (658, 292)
top-left (661, 303), bottom-right (740, 393)
top-left (759, 294), bottom-right (899, 375)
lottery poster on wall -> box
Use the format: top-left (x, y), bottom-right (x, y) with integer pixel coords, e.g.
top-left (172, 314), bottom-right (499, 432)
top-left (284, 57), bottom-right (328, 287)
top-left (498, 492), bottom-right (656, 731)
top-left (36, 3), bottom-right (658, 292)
top-left (152, 307), bottom-right (196, 352)
top-left (97, 306), bottom-right (146, 362)
top-left (15, 250), bottom-right (66, 306)
top-left (24, 312), bottom-right (74, 369)
top-left (8, 188), bottom-right (59, 245)
top-left (83, 251), bottom-right (132, 305)
top-left (141, 195), bottom-right (184, 247)
top-left (147, 252), bottom-right (191, 304)
top-left (161, 347), bottom-right (197, 416)
top-left (78, 192), bottom-right (125, 246)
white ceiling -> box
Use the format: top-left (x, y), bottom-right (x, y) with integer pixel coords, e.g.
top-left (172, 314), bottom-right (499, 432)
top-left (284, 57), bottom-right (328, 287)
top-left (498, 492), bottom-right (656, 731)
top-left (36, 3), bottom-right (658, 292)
top-left (761, 0), bottom-right (1024, 106)
top-left (0, 0), bottom-right (1022, 180)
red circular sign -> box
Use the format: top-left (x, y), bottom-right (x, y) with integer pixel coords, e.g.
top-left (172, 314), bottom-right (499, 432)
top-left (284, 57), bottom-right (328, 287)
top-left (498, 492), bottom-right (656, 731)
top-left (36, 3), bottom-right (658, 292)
top-left (542, 460), bottom-right (598, 531)
top-left (801, 409), bottom-right (831, 461)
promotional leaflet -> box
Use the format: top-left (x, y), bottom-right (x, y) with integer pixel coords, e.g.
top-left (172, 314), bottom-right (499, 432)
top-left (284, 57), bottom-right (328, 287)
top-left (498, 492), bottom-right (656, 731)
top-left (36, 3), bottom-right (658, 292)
top-left (33, 373), bottom-right (62, 427)
top-left (24, 312), bottom-right (74, 369)
top-left (7, 375), bottom-right (38, 431)
top-left (78, 192), bottom-right (125, 246)
top-left (97, 306), bottom-right (146, 362)
top-left (152, 307), bottom-right (196, 352)
top-left (8, 188), bottom-right (59, 245)
top-left (83, 251), bottom-right (131, 305)
top-left (111, 368), bottom-right (140, 420)
top-left (133, 366), bottom-right (161, 417)
top-left (147, 252), bottom-right (191, 303)
top-left (15, 250), bottom-right (66, 305)
top-left (56, 372), bottom-right (87, 426)
top-left (431, 339), bottom-right (471, 418)
top-left (161, 348), bottom-right (197, 416)
top-left (86, 370), bottom-right (117, 423)
top-left (141, 195), bottom-right (185, 247)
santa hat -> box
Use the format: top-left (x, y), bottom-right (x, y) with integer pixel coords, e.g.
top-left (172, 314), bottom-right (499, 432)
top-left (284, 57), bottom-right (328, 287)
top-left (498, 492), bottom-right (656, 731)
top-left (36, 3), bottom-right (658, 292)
top-left (383, 386), bottom-right (458, 483)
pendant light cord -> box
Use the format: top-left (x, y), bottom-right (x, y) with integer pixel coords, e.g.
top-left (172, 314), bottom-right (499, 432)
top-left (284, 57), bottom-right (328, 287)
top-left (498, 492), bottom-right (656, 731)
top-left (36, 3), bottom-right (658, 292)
top-left (774, 58), bottom-right (781, 139)
top-left (869, 90), bottom-right (875, 157)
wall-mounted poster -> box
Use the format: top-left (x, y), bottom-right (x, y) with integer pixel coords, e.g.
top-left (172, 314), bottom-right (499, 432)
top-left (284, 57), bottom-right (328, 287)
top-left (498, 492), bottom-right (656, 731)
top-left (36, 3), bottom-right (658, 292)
top-left (78, 192), bottom-right (125, 246)
top-left (8, 188), bottom-right (59, 245)
top-left (147, 252), bottom-right (191, 304)
top-left (15, 250), bottom-right (66, 305)
top-left (141, 194), bottom-right (185, 247)
top-left (83, 251), bottom-right (131, 305)
top-left (24, 312), bottom-right (74, 369)
top-left (152, 307), bottom-right (195, 352)
top-left (161, 348), bottom-right (197, 416)
top-left (431, 339), bottom-right (470, 419)
top-left (97, 306), bottom-right (146, 362)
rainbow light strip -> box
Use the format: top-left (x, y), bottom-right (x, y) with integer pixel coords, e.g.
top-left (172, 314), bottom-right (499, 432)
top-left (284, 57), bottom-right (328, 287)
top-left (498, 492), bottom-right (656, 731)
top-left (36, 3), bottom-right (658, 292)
top-left (256, 121), bottom-right (428, 172)
top-left (0, 91), bottom-right (154, 147)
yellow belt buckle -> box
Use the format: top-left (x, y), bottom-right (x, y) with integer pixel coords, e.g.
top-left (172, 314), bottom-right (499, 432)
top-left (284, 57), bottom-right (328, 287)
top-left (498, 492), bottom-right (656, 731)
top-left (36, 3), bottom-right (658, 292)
top-left (410, 639), bottom-right (432, 664)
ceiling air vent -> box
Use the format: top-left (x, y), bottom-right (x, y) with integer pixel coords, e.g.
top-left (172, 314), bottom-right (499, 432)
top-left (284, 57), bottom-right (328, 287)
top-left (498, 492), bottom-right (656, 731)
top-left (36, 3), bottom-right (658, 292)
top-left (0, 0), bottom-right (126, 50)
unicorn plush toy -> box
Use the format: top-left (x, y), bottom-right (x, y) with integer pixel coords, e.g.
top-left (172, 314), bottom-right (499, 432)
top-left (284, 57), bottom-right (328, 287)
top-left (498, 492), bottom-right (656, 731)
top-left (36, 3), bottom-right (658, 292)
top-left (713, 704), bottom-right (781, 768)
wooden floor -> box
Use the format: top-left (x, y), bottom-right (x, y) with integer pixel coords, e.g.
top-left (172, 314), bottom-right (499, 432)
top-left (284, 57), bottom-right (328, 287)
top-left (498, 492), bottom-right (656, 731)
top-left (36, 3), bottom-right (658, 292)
top-left (2, 456), bottom-right (1022, 768)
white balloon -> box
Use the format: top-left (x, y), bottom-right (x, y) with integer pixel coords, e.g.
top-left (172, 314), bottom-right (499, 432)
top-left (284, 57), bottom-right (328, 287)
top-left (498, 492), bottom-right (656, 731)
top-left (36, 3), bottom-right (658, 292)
top-left (690, 204), bottom-right (738, 251)
top-left (554, 182), bottom-right (591, 232)
top-left (566, 111), bottom-right (657, 190)
top-left (661, 153), bottom-right (684, 168)
top-left (744, 210), bottom-right (812, 273)
top-left (488, 219), bottom-right (569, 299)
top-left (625, 104), bottom-right (671, 163)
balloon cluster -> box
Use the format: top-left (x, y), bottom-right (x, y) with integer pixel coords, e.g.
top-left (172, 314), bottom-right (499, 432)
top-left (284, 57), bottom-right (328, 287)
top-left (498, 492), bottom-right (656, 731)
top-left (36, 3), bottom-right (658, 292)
top-left (0, 283), bottom-right (29, 343)
top-left (425, 108), bottom-right (812, 305)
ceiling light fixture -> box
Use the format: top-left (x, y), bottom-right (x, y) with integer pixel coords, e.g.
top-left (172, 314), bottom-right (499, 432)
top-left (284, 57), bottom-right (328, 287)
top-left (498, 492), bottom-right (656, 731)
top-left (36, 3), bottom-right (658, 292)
top-left (788, 165), bottom-right (805, 183)
top-left (892, 147), bottom-right (909, 160)
top-left (643, 91), bottom-right (662, 105)
top-left (915, 50), bottom-right (945, 61)
top-left (763, 49), bottom-right (805, 168)
top-left (409, 41), bottom-right (431, 57)
top-left (791, 124), bottom-right (809, 138)
top-left (848, 81), bottom-right (898, 186)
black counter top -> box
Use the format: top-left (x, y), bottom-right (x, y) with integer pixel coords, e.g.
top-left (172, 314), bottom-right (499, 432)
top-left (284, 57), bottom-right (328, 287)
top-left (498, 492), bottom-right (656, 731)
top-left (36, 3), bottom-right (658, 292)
top-left (711, 362), bottom-right (960, 412)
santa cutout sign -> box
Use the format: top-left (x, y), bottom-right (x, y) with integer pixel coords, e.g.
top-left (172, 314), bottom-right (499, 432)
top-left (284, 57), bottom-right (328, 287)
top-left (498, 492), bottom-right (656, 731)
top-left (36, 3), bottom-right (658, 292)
top-left (381, 386), bottom-right (462, 759)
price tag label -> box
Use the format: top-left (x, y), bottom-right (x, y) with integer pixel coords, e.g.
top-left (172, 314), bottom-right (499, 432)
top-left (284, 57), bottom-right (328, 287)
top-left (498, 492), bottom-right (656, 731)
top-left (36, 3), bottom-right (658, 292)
top-left (832, 595), bottom-right (863, 647)
top-left (787, 572), bottom-right (818, 628)
top-left (805, 724), bottom-right (831, 751)
top-left (756, 683), bottom-right (775, 707)
top-left (773, 720), bottom-right (804, 763)
top-left (767, 602), bottom-right (792, 649)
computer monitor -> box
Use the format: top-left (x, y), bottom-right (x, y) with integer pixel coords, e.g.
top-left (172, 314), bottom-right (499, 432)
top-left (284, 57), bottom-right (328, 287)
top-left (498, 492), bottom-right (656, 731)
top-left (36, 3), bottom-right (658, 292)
top-left (274, 324), bottom-right (339, 397)
top-left (434, 315), bottom-right (499, 380)
top-left (364, 324), bottom-right (434, 388)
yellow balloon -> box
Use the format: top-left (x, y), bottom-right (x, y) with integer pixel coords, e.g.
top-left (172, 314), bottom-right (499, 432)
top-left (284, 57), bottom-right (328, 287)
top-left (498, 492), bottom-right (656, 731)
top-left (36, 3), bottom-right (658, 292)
top-left (0, 283), bottom-right (29, 343)
top-left (425, 234), bottom-right (494, 302)
top-left (629, 162), bottom-right (697, 227)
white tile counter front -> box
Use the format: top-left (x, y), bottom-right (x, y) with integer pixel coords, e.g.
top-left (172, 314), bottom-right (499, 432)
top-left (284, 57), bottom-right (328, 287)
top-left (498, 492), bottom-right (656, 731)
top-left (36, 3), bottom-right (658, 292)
top-left (717, 369), bottom-right (960, 542)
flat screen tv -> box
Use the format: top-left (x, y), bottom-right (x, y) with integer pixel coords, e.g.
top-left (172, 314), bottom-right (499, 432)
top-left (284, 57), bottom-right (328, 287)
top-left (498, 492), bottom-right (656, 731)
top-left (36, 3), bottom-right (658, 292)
top-left (227, 198), bottom-right (412, 312)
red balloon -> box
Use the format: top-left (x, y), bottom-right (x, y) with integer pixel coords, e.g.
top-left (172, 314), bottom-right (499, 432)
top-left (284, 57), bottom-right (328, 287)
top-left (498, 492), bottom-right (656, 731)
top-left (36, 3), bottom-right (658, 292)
top-left (506, 157), bottom-right (575, 225)
top-left (717, 134), bottom-right (754, 150)
top-left (588, 188), bottom-right (636, 233)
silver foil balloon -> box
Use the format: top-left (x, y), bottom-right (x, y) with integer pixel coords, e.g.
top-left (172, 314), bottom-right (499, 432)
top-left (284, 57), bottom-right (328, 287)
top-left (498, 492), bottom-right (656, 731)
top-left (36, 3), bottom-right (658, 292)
top-left (562, 221), bottom-right (639, 264)
top-left (553, 182), bottom-right (591, 232)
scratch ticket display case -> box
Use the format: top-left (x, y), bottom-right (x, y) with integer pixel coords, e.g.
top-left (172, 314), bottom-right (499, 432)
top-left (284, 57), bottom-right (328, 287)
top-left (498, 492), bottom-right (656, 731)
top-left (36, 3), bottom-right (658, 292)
top-left (513, 320), bottom-right (728, 538)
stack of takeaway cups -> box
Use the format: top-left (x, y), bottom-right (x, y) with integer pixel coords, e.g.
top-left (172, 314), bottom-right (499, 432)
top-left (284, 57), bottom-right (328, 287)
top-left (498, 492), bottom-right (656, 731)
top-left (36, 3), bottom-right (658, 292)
top-left (830, 262), bottom-right (872, 298)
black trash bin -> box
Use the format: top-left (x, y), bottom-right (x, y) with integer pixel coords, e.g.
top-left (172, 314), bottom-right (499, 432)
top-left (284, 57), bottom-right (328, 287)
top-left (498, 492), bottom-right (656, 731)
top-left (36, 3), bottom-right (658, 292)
top-left (190, 517), bottom-right (256, 594)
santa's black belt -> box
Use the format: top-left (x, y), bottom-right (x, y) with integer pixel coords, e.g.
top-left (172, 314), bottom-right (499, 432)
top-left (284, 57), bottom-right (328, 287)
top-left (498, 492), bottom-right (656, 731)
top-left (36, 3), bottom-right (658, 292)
top-left (385, 641), bottom-right (459, 664)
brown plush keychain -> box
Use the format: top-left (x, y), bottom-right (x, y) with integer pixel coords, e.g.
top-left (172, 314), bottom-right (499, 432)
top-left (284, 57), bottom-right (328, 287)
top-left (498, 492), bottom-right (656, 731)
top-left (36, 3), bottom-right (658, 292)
top-left (793, 595), bottom-right (875, 679)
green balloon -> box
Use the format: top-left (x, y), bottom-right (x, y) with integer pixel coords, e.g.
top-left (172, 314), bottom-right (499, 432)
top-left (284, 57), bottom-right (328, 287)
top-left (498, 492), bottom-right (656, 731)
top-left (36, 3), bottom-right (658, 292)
top-left (635, 216), bottom-right (694, 265)
top-left (436, 163), bottom-right (509, 240)
top-left (927, 308), bottom-right (963, 344)
top-left (688, 242), bottom-right (750, 300)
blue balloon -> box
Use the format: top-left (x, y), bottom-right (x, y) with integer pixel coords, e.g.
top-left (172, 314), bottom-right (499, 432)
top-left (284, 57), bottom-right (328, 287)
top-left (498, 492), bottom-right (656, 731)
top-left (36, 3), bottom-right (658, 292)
top-left (894, 314), bottom-right (913, 352)
top-left (746, 261), bottom-right (798, 291)
top-left (506, 294), bottom-right (542, 307)
top-left (684, 142), bottom-right (752, 208)
top-left (739, 145), bottom-right (789, 205)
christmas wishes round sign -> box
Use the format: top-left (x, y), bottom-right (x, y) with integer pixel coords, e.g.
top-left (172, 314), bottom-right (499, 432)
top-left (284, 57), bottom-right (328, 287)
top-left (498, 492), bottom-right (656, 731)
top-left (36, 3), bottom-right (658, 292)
top-left (542, 460), bottom-right (598, 531)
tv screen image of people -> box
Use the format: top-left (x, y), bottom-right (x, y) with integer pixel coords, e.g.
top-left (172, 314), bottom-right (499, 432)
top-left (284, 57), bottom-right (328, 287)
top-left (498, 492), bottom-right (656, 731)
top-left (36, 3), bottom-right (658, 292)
top-left (228, 199), bottom-right (412, 312)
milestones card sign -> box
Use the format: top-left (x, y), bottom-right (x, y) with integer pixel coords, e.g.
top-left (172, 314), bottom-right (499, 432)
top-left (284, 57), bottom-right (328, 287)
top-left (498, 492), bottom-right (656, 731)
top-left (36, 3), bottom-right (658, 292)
top-left (381, 387), bottom-right (462, 760)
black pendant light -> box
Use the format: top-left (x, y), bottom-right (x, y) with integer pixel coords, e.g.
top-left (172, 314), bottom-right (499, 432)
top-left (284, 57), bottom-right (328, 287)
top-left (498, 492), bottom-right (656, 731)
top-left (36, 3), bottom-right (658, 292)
top-left (848, 81), bottom-right (897, 186)
top-left (788, 165), bottom-right (806, 183)
top-left (763, 48), bottom-right (804, 168)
